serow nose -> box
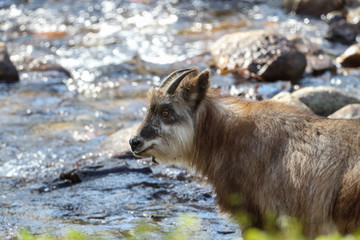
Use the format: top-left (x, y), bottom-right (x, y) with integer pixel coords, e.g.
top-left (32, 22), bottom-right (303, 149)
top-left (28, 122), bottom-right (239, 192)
top-left (129, 137), bottom-right (142, 151)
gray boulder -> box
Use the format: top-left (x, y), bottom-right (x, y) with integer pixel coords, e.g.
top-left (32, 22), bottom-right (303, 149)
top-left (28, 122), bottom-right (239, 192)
top-left (291, 86), bottom-right (360, 116)
top-left (0, 42), bottom-right (19, 83)
top-left (326, 20), bottom-right (358, 45)
top-left (283, 0), bottom-right (344, 17)
top-left (211, 30), bottom-right (306, 83)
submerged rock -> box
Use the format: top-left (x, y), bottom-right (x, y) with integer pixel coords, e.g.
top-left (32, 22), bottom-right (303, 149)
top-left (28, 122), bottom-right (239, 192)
top-left (0, 42), bottom-right (19, 83)
top-left (210, 30), bottom-right (306, 83)
top-left (291, 86), bottom-right (360, 116)
top-left (21, 57), bottom-right (71, 77)
top-left (328, 104), bottom-right (360, 119)
top-left (336, 43), bottom-right (360, 68)
top-left (291, 38), bottom-right (336, 74)
top-left (283, 0), bottom-right (344, 17)
top-left (307, 50), bottom-right (335, 74)
top-left (59, 164), bottom-right (152, 183)
top-left (324, 11), bottom-right (346, 25)
top-left (38, 163), bottom-right (152, 193)
top-left (326, 20), bottom-right (358, 44)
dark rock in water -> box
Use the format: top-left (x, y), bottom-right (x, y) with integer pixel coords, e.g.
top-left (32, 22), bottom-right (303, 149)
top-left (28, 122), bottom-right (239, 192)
top-left (127, 181), bottom-right (170, 190)
top-left (291, 86), bottom-right (360, 116)
top-left (217, 230), bottom-right (236, 235)
top-left (38, 163), bottom-right (152, 193)
top-left (22, 58), bottom-right (71, 77)
top-left (291, 38), bottom-right (336, 74)
top-left (113, 151), bottom-right (136, 160)
top-left (306, 49), bottom-right (336, 74)
top-left (61, 165), bottom-right (153, 183)
top-left (336, 43), bottom-right (360, 68)
top-left (210, 30), bottom-right (306, 83)
top-left (324, 11), bottom-right (346, 25)
top-left (0, 42), bottom-right (19, 83)
top-left (283, 0), bottom-right (344, 17)
top-left (328, 103), bottom-right (360, 119)
top-left (326, 20), bottom-right (358, 44)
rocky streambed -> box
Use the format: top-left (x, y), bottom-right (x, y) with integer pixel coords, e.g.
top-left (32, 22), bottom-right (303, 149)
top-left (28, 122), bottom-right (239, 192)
top-left (0, 0), bottom-right (360, 239)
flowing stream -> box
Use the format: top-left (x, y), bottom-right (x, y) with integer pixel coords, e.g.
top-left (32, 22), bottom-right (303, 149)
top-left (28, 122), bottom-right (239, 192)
top-left (0, 0), bottom-right (359, 239)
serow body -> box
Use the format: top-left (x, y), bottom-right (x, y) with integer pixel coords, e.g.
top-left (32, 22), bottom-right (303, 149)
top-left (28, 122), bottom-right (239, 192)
top-left (129, 68), bottom-right (360, 238)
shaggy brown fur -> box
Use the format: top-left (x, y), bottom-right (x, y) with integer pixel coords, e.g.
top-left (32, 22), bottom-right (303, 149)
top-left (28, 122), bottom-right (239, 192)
top-left (129, 68), bottom-right (360, 238)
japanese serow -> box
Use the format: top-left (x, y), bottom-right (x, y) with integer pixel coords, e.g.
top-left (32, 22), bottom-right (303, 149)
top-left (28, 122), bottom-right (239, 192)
top-left (129, 68), bottom-right (360, 238)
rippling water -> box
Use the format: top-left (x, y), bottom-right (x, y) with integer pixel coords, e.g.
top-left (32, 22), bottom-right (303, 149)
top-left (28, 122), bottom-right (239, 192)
top-left (0, 0), bottom-right (359, 239)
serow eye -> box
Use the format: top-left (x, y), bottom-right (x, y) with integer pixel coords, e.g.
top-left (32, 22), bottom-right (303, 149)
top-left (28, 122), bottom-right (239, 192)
top-left (161, 110), bottom-right (169, 117)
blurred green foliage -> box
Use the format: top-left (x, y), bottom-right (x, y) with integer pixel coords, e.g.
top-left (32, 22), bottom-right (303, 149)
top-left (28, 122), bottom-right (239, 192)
top-left (16, 214), bottom-right (360, 240)
top-left (18, 229), bottom-right (91, 240)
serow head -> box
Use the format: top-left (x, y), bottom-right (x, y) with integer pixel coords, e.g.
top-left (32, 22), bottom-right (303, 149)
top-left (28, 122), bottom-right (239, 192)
top-left (129, 67), bottom-right (210, 164)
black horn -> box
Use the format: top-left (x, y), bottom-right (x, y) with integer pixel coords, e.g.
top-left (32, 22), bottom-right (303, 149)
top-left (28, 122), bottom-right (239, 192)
top-left (159, 68), bottom-right (191, 88)
top-left (166, 69), bottom-right (197, 95)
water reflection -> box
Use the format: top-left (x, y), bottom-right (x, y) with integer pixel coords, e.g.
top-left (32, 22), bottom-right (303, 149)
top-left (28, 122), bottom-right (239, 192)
top-left (0, 0), bottom-right (359, 238)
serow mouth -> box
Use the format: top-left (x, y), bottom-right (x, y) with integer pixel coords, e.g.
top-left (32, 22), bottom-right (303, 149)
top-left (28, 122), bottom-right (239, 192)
top-left (133, 145), bottom-right (153, 157)
top-left (132, 146), bottom-right (158, 164)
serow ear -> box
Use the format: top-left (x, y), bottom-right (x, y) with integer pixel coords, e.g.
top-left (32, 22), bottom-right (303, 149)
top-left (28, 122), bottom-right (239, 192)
top-left (182, 69), bottom-right (210, 110)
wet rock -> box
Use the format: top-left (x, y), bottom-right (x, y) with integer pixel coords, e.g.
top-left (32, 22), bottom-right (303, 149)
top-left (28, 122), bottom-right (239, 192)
top-left (271, 91), bottom-right (313, 113)
top-left (151, 190), bottom-right (171, 200)
top-left (291, 38), bottom-right (336, 74)
top-left (113, 151), bottom-right (136, 160)
top-left (38, 163), bottom-right (152, 192)
top-left (347, 6), bottom-right (360, 26)
top-left (306, 49), bottom-right (336, 74)
top-left (336, 43), bottom-right (360, 67)
top-left (218, 230), bottom-right (236, 235)
top-left (291, 86), bottom-right (360, 116)
top-left (210, 30), bottom-right (306, 83)
top-left (0, 42), bottom-right (19, 83)
top-left (326, 20), bottom-right (358, 44)
top-left (60, 164), bottom-right (152, 182)
top-left (23, 58), bottom-right (71, 77)
top-left (283, 0), bottom-right (344, 17)
top-left (13, 55), bottom-right (71, 77)
top-left (324, 11), bottom-right (346, 25)
top-left (328, 103), bottom-right (360, 119)
top-left (127, 181), bottom-right (169, 190)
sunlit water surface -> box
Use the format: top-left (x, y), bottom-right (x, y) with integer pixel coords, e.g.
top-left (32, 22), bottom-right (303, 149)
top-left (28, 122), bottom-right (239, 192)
top-left (0, 0), bottom-right (359, 239)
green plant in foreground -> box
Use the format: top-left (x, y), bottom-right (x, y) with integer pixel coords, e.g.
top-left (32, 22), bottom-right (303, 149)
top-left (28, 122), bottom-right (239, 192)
top-left (16, 214), bottom-right (360, 240)
top-left (124, 214), bottom-right (205, 240)
top-left (243, 217), bottom-right (360, 240)
top-left (18, 229), bottom-right (94, 240)
top-left (165, 214), bottom-right (203, 240)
